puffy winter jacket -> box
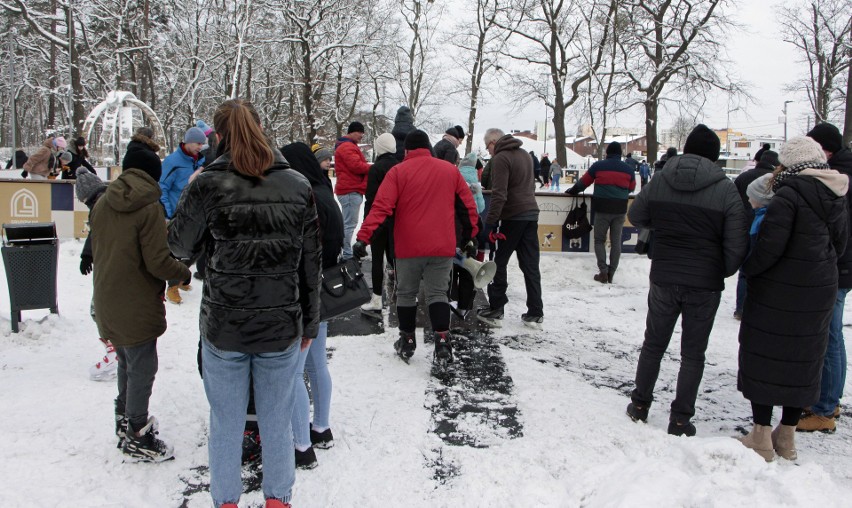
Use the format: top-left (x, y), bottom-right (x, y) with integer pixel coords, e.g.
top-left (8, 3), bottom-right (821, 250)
top-left (357, 148), bottom-right (479, 258)
top-left (391, 106), bottom-right (416, 162)
top-left (159, 145), bottom-right (204, 219)
top-left (739, 169), bottom-right (849, 407)
top-left (90, 169), bottom-right (191, 347)
top-left (23, 138), bottom-right (57, 178)
top-left (433, 136), bottom-right (460, 164)
top-left (485, 135), bottom-right (539, 225)
top-left (628, 154), bottom-right (749, 291)
top-left (168, 152), bottom-right (322, 353)
top-left (333, 136), bottom-right (370, 195)
top-left (828, 148), bottom-right (852, 288)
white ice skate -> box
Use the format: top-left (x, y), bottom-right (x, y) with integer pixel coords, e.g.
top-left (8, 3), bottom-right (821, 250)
top-left (90, 338), bottom-right (118, 381)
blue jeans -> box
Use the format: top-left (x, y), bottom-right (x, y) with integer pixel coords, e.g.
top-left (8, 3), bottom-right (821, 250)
top-left (202, 339), bottom-right (299, 506)
top-left (735, 269), bottom-right (747, 314)
top-left (305, 321), bottom-right (332, 430)
top-left (293, 321), bottom-right (332, 447)
top-left (337, 193), bottom-right (363, 259)
top-left (813, 288), bottom-right (849, 416)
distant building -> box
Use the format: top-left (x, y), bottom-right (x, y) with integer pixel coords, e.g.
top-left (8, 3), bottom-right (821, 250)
top-left (568, 134), bottom-right (648, 159)
top-left (726, 134), bottom-right (783, 159)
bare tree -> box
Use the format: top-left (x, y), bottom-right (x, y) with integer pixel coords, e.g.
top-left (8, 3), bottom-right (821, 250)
top-left (394, 0), bottom-right (444, 120)
top-left (496, 0), bottom-right (618, 166)
top-left (617, 0), bottom-right (743, 163)
top-left (778, 0), bottom-right (851, 127)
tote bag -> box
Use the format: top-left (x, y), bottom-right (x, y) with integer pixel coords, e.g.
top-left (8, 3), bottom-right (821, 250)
top-left (319, 259), bottom-right (372, 320)
top-left (563, 197), bottom-right (593, 239)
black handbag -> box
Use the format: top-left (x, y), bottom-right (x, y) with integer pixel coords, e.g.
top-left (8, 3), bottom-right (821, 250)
top-left (319, 259), bottom-right (372, 320)
top-left (563, 197), bottom-right (593, 239)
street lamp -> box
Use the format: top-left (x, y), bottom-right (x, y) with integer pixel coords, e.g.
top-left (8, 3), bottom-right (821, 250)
top-left (782, 100), bottom-right (793, 142)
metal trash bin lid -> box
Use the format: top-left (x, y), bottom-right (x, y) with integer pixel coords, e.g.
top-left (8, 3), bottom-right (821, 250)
top-left (2, 223), bottom-right (58, 246)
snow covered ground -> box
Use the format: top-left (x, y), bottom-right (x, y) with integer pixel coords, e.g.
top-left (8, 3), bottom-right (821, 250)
top-left (1, 240), bottom-right (851, 507)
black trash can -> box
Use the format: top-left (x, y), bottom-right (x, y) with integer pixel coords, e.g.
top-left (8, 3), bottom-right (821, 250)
top-left (1, 223), bottom-right (59, 332)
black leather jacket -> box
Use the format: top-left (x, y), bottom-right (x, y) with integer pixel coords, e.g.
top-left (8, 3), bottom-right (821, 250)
top-left (168, 151), bottom-right (322, 353)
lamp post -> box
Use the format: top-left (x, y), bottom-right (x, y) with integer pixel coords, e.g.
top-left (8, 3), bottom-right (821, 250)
top-left (783, 100), bottom-right (793, 141)
top-left (726, 106), bottom-right (737, 155)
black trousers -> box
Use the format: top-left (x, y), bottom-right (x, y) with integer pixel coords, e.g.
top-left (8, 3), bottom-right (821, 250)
top-left (631, 283), bottom-right (721, 422)
top-left (486, 220), bottom-right (543, 317)
top-left (370, 223), bottom-right (395, 295)
top-left (115, 339), bottom-right (159, 431)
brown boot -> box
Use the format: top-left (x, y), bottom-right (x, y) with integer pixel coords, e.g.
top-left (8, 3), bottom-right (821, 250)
top-left (166, 285), bottom-right (182, 304)
top-left (771, 424), bottom-right (797, 460)
top-left (796, 413), bottom-right (836, 433)
top-left (593, 270), bottom-right (609, 283)
top-left (738, 424), bottom-right (775, 462)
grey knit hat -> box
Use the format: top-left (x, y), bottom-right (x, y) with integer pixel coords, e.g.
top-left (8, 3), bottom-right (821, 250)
top-left (75, 167), bottom-right (107, 208)
top-left (746, 173), bottom-right (774, 207)
top-left (314, 147), bottom-right (333, 164)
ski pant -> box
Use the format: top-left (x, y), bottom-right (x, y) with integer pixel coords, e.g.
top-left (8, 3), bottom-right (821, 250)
top-left (115, 338), bottom-right (159, 432)
top-left (631, 283), bottom-right (721, 423)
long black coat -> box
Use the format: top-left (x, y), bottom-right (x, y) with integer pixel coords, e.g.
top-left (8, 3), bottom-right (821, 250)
top-left (738, 170), bottom-right (849, 407)
top-left (828, 148), bottom-right (852, 288)
top-left (168, 151), bottom-right (322, 353)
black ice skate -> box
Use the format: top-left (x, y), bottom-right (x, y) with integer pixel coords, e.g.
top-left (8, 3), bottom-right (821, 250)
top-left (432, 331), bottom-right (454, 371)
top-left (122, 416), bottom-right (174, 462)
top-left (394, 331), bottom-right (416, 362)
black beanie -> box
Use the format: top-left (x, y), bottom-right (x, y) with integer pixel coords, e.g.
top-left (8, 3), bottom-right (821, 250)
top-left (666, 147), bottom-right (677, 158)
top-left (404, 129), bottom-right (432, 151)
top-left (347, 121), bottom-right (365, 134)
top-left (807, 122), bottom-right (842, 154)
top-left (683, 124), bottom-right (721, 162)
top-left (759, 150), bottom-right (780, 168)
top-left (605, 141), bottom-right (622, 156)
top-left (123, 145), bottom-right (162, 182)
top-left (454, 125), bottom-right (465, 139)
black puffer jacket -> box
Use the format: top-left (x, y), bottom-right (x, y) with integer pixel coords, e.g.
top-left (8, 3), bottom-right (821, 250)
top-left (281, 142), bottom-right (344, 270)
top-left (828, 148), bottom-right (852, 288)
top-left (433, 137), bottom-right (460, 165)
top-left (628, 154), bottom-right (749, 291)
top-left (168, 151), bottom-right (322, 353)
top-left (739, 169), bottom-right (849, 407)
top-left (391, 106), bottom-right (416, 162)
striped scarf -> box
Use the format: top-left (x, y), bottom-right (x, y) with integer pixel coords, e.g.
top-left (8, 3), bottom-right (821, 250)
top-left (772, 162), bottom-right (831, 192)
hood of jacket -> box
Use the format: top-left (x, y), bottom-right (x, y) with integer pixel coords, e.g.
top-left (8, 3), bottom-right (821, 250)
top-left (103, 168), bottom-right (161, 213)
top-left (829, 148), bottom-right (852, 175)
top-left (493, 134), bottom-right (523, 154)
top-left (128, 132), bottom-right (161, 153)
top-left (281, 142), bottom-right (331, 189)
top-left (660, 154), bottom-right (727, 192)
top-left (798, 168), bottom-right (849, 197)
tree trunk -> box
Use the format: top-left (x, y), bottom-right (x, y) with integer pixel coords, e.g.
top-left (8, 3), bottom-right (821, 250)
top-left (48, 0), bottom-right (57, 130)
top-left (67, 2), bottom-right (84, 133)
top-left (302, 42), bottom-right (316, 143)
top-left (552, 81), bottom-right (567, 167)
top-left (844, 52), bottom-right (852, 148)
top-left (645, 98), bottom-right (659, 164)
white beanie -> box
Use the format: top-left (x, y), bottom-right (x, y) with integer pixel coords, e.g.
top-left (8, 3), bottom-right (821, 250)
top-left (374, 132), bottom-right (396, 157)
top-left (779, 136), bottom-right (827, 168)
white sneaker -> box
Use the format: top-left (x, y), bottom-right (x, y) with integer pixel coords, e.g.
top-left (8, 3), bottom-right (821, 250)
top-left (360, 293), bottom-right (383, 312)
top-left (90, 339), bottom-right (118, 381)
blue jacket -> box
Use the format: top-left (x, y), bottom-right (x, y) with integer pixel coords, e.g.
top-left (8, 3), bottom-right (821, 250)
top-left (159, 145), bottom-right (204, 219)
top-left (459, 162), bottom-right (485, 213)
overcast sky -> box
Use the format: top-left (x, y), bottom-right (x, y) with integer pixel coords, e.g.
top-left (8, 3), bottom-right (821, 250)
top-left (445, 0), bottom-right (822, 142)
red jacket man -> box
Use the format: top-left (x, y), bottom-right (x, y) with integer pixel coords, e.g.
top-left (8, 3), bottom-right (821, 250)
top-left (354, 130), bottom-right (479, 366)
top-left (334, 121), bottom-right (371, 259)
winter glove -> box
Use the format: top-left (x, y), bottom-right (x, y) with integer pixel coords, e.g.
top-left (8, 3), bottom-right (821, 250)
top-left (80, 255), bottom-right (93, 275)
top-left (487, 226), bottom-right (506, 244)
top-left (464, 238), bottom-right (478, 258)
top-left (352, 240), bottom-right (369, 260)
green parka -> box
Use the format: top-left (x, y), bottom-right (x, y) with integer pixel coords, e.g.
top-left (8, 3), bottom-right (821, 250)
top-left (90, 168), bottom-right (190, 347)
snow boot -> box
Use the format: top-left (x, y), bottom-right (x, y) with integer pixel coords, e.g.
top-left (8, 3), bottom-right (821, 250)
top-left (433, 331), bottom-right (454, 365)
top-left (593, 270), bottom-right (609, 284)
top-left (310, 427), bottom-right (334, 449)
top-left (667, 420), bottom-right (696, 437)
top-left (90, 338), bottom-right (118, 381)
top-left (476, 306), bottom-right (504, 328)
top-left (771, 424), bottom-right (797, 460)
top-left (122, 416), bottom-right (174, 462)
top-left (178, 282), bottom-right (192, 291)
top-left (738, 424), bottom-right (776, 462)
top-left (521, 313), bottom-right (544, 330)
top-left (394, 331), bottom-right (416, 361)
top-left (626, 402), bottom-right (649, 423)
top-left (166, 285), bottom-right (182, 304)
top-left (242, 429), bottom-right (262, 464)
top-left (796, 413), bottom-right (836, 433)
top-left (295, 446), bottom-right (318, 469)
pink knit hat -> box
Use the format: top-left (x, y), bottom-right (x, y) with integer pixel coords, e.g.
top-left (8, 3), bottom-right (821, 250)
top-left (53, 136), bottom-right (67, 149)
